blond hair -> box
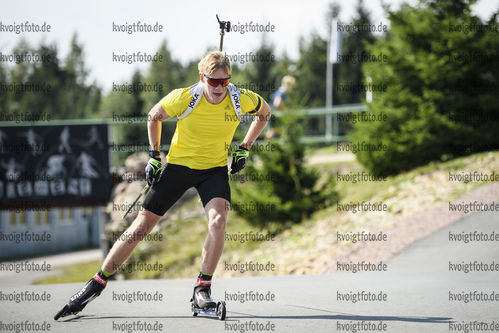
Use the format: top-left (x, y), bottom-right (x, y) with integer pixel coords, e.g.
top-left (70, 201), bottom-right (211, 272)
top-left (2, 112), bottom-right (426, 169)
top-left (281, 75), bottom-right (296, 89)
top-left (198, 51), bottom-right (231, 76)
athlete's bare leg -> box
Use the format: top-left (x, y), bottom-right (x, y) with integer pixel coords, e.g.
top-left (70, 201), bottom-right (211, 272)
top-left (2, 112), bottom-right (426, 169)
top-left (102, 209), bottom-right (163, 274)
top-left (201, 197), bottom-right (229, 275)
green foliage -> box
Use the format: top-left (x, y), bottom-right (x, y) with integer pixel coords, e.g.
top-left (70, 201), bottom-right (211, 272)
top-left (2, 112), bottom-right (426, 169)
top-left (141, 40), bottom-right (187, 110)
top-left (230, 36), bottom-right (290, 142)
top-left (349, 0), bottom-right (499, 176)
top-left (290, 0), bottom-right (380, 108)
top-left (337, 0), bottom-right (377, 104)
top-left (230, 109), bottom-right (338, 232)
top-left (239, 35), bottom-right (279, 102)
top-left (99, 41), bottom-right (184, 158)
top-left (290, 33), bottom-right (328, 107)
top-left (2, 33), bottom-right (102, 120)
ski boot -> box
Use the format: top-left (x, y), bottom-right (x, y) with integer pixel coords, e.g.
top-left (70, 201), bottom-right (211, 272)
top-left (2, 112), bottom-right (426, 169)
top-left (54, 271), bottom-right (108, 320)
top-left (190, 285), bottom-right (226, 320)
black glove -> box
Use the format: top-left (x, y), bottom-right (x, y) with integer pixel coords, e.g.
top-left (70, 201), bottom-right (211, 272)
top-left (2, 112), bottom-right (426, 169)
top-left (230, 146), bottom-right (249, 174)
top-left (145, 157), bottom-right (162, 185)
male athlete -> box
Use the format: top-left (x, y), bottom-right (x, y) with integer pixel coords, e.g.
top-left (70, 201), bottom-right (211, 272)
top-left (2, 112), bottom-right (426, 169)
top-left (57, 51), bottom-right (271, 316)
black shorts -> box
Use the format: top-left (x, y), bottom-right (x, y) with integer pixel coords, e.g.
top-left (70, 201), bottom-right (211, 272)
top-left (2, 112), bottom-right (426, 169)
top-left (142, 163), bottom-right (231, 216)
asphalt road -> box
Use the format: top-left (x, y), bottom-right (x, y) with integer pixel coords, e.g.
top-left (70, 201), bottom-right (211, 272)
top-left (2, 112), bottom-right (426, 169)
top-left (0, 210), bottom-right (498, 333)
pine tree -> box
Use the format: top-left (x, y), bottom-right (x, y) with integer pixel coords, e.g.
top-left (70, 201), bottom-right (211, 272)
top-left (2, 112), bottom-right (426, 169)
top-left (337, 0), bottom-right (377, 105)
top-left (230, 108), bottom-right (338, 232)
top-left (349, 0), bottom-right (499, 175)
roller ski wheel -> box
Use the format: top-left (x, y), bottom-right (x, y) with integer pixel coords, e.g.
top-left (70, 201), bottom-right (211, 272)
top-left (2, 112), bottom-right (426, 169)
top-left (190, 298), bottom-right (227, 320)
top-left (217, 301), bottom-right (227, 320)
top-left (191, 301), bottom-right (198, 317)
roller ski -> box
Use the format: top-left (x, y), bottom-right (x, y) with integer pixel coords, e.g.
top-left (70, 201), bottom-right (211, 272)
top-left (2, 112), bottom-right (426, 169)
top-left (190, 285), bottom-right (226, 320)
top-left (54, 270), bottom-right (108, 320)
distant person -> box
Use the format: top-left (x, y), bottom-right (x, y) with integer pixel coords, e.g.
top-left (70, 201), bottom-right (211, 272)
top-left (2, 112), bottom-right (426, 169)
top-left (266, 75), bottom-right (296, 139)
top-left (55, 51), bottom-right (272, 319)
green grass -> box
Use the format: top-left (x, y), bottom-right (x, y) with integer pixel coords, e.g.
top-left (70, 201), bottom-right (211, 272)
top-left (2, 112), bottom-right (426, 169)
top-left (304, 144), bottom-right (338, 155)
top-left (33, 260), bottom-right (102, 285)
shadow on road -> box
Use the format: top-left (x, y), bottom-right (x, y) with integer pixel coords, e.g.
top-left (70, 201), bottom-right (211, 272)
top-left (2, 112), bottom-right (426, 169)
top-left (55, 306), bottom-right (452, 325)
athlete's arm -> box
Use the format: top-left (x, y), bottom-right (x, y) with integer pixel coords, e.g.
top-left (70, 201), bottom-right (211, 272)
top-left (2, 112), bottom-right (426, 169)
top-left (147, 101), bottom-right (171, 154)
top-left (241, 100), bottom-right (272, 149)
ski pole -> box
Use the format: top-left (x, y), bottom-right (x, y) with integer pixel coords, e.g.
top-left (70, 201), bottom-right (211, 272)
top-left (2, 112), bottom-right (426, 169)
top-left (121, 183), bottom-right (150, 220)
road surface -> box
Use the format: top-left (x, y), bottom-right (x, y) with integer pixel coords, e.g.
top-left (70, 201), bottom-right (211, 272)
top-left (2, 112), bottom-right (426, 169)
top-left (0, 210), bottom-right (498, 332)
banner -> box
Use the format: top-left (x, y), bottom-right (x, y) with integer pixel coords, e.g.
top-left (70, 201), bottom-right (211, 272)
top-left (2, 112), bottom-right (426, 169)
top-left (0, 124), bottom-right (110, 207)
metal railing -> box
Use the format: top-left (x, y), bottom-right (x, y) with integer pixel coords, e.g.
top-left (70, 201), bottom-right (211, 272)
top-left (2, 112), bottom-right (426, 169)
top-left (289, 103), bottom-right (367, 143)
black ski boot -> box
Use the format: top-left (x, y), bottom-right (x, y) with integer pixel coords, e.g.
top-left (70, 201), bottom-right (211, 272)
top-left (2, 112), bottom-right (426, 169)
top-left (190, 285), bottom-right (227, 320)
top-left (54, 270), bottom-right (108, 320)
top-left (192, 285), bottom-right (217, 310)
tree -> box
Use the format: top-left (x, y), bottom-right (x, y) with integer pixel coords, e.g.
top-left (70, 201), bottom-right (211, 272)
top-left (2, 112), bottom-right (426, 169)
top-left (3, 35), bottom-right (101, 120)
top-left (349, 0), bottom-right (499, 175)
top-left (336, 0), bottom-right (377, 105)
top-left (240, 35), bottom-right (278, 102)
top-left (141, 40), bottom-right (186, 111)
top-left (0, 61), bottom-right (7, 115)
top-left (9, 41), bottom-right (63, 118)
top-left (230, 108), bottom-right (338, 232)
top-left (62, 33), bottom-right (102, 119)
top-left (289, 33), bottom-right (328, 107)
top-left (290, 0), bottom-right (380, 108)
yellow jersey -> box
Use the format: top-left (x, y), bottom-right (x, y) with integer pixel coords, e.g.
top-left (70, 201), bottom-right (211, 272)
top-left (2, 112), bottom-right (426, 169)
top-left (161, 86), bottom-right (263, 169)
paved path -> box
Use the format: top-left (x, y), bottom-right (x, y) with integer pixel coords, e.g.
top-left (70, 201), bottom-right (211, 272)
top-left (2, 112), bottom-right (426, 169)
top-left (1, 210), bottom-right (498, 332)
top-left (305, 152), bottom-right (355, 164)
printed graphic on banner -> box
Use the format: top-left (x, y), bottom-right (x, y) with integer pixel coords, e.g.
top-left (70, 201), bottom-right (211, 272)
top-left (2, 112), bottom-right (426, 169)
top-left (0, 124), bottom-right (110, 206)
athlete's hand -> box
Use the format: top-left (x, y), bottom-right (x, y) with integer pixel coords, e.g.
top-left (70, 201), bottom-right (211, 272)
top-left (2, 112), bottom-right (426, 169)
top-left (145, 157), bottom-right (162, 185)
top-left (230, 146), bottom-right (249, 174)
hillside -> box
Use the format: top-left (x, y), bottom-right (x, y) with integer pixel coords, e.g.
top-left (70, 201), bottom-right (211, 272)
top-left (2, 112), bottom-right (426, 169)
top-left (217, 150), bottom-right (499, 277)
top-left (36, 151), bottom-right (499, 283)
